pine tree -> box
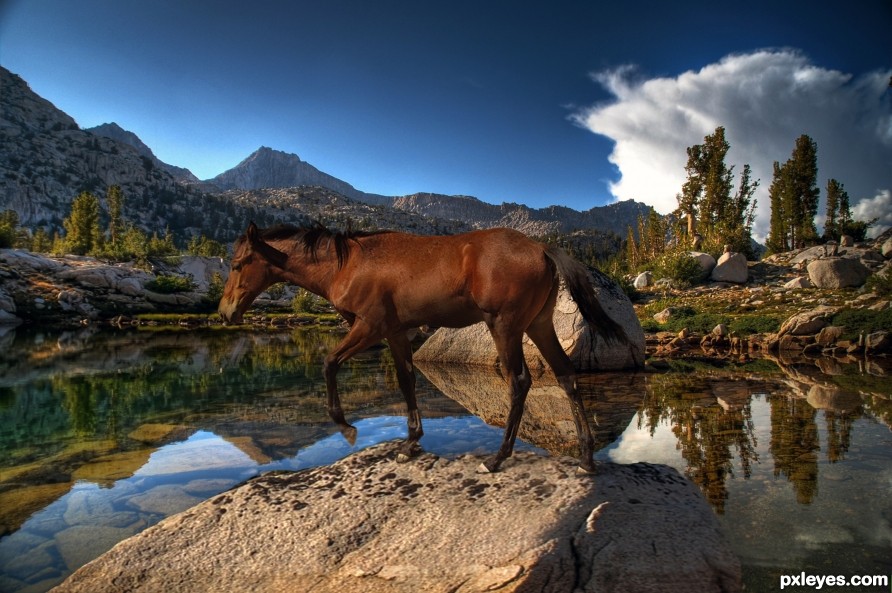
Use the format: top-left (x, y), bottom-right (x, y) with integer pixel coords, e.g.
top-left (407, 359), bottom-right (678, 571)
top-left (824, 178), bottom-right (841, 240)
top-left (786, 135), bottom-right (820, 248)
top-left (106, 185), bottom-right (124, 247)
top-left (63, 191), bottom-right (102, 255)
top-left (766, 162), bottom-right (789, 253)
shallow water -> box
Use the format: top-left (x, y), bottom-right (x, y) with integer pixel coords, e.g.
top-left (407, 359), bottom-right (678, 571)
top-left (0, 327), bottom-right (889, 592)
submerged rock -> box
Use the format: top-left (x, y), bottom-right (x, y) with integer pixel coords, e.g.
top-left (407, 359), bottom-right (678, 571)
top-left (54, 443), bottom-right (741, 593)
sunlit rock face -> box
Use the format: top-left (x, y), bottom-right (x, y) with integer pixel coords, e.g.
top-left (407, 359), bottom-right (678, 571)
top-left (53, 442), bottom-right (741, 593)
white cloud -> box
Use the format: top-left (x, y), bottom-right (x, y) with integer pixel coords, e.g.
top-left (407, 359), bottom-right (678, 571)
top-left (852, 190), bottom-right (892, 239)
top-left (574, 50), bottom-right (892, 242)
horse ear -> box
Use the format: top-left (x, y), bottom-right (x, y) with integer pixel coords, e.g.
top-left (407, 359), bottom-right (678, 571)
top-left (246, 222), bottom-right (259, 244)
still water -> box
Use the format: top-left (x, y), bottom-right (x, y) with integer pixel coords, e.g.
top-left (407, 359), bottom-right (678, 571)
top-left (0, 327), bottom-right (890, 592)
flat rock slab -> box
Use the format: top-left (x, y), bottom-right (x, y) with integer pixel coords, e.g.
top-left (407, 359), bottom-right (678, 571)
top-left (54, 443), bottom-right (740, 593)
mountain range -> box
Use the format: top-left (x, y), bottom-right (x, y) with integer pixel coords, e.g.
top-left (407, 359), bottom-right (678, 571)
top-left (0, 65), bottom-right (650, 248)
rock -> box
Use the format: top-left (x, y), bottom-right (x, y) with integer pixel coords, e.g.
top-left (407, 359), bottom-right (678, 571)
top-left (712, 324), bottom-right (729, 337)
top-left (840, 235), bottom-right (854, 247)
top-left (633, 271), bottom-right (653, 289)
top-left (815, 326), bottom-right (844, 346)
top-left (807, 257), bottom-right (870, 288)
top-left (688, 251), bottom-right (717, 277)
top-left (653, 307), bottom-right (676, 324)
top-left (865, 331), bottom-right (891, 353)
top-left (127, 484), bottom-right (203, 516)
top-left (882, 237), bottom-right (892, 259)
top-left (54, 443), bottom-right (741, 593)
top-left (806, 385), bottom-right (862, 413)
top-left (710, 252), bottom-right (748, 283)
top-left (415, 272), bottom-right (644, 371)
top-left (777, 306), bottom-right (839, 338)
top-left (783, 276), bottom-right (812, 289)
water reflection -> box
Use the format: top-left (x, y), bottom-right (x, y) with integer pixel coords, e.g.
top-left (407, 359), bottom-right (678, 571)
top-left (0, 328), bottom-right (890, 593)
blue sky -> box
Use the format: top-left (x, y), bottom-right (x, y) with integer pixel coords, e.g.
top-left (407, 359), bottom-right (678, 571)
top-left (1, 1), bottom-right (890, 237)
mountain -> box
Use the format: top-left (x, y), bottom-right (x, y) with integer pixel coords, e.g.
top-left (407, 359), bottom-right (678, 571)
top-left (209, 147), bottom-right (389, 203)
top-left (390, 193), bottom-right (649, 237)
top-left (0, 65), bottom-right (649, 252)
top-left (0, 66), bottom-right (247, 240)
top-left (86, 122), bottom-right (200, 184)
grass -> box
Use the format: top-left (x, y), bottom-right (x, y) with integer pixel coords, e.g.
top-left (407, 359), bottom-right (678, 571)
top-left (830, 307), bottom-right (892, 341)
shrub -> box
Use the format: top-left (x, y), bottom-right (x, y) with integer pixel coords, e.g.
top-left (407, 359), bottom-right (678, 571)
top-left (865, 269), bottom-right (892, 298)
top-left (292, 288), bottom-right (319, 313)
top-left (146, 274), bottom-right (195, 294)
top-left (653, 251), bottom-right (704, 288)
top-left (831, 307), bottom-right (892, 341)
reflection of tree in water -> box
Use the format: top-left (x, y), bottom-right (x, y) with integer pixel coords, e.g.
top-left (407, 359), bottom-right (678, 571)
top-left (639, 374), bottom-right (758, 514)
top-left (769, 395), bottom-right (819, 504)
top-left (824, 411), bottom-right (855, 464)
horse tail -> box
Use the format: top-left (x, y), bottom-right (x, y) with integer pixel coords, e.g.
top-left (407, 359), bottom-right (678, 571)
top-left (544, 246), bottom-right (628, 346)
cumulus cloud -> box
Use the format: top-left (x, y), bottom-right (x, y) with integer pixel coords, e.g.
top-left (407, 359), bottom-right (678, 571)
top-left (573, 50), bottom-right (892, 241)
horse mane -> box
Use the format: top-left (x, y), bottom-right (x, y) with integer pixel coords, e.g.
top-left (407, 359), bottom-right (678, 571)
top-left (252, 221), bottom-right (392, 268)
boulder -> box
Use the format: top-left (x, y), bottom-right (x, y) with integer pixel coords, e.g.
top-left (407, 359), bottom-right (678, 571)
top-left (882, 237), bottom-right (892, 259)
top-left (865, 331), bottom-right (891, 353)
top-left (815, 326), bottom-right (844, 346)
top-left (653, 307), bottom-right (676, 324)
top-left (840, 235), bottom-right (854, 247)
top-left (783, 276), bottom-right (812, 289)
top-left (710, 252), bottom-right (748, 283)
top-left (415, 271), bottom-right (644, 371)
top-left (54, 443), bottom-right (741, 593)
top-left (688, 251), bottom-right (717, 277)
top-left (777, 306), bottom-right (839, 337)
top-left (806, 258), bottom-right (870, 288)
top-left (633, 271), bottom-right (653, 289)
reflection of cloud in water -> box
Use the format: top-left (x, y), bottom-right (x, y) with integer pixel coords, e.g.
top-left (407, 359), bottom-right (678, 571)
top-left (602, 419), bottom-right (685, 468)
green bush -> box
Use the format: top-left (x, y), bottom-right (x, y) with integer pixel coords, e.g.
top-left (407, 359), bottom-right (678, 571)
top-left (652, 251), bottom-right (705, 288)
top-left (292, 288), bottom-right (319, 313)
top-left (146, 274), bottom-right (195, 294)
top-left (865, 269), bottom-right (892, 298)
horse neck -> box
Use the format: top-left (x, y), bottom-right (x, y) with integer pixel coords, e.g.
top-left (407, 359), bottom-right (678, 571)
top-left (271, 238), bottom-right (339, 299)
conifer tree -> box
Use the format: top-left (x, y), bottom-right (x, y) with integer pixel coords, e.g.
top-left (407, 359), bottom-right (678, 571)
top-left (824, 178), bottom-right (841, 240)
top-left (786, 135), bottom-right (820, 247)
top-left (63, 191), bottom-right (102, 255)
top-left (106, 185), bottom-right (124, 247)
top-left (766, 162), bottom-right (789, 252)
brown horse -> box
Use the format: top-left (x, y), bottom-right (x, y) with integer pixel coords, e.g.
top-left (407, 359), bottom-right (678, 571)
top-left (219, 222), bottom-right (635, 473)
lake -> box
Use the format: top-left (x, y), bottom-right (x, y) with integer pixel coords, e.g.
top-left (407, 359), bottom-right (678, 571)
top-left (0, 327), bottom-right (890, 592)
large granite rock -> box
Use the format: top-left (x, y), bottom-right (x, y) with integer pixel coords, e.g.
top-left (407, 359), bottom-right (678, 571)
top-left (415, 271), bottom-right (644, 371)
top-left (710, 252), bottom-right (748, 284)
top-left (54, 443), bottom-right (741, 593)
top-left (688, 251), bottom-right (717, 277)
top-left (807, 257), bottom-right (870, 288)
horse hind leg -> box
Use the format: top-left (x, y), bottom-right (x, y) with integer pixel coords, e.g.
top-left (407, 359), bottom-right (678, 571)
top-left (387, 331), bottom-right (424, 462)
top-left (478, 325), bottom-right (532, 473)
top-left (525, 319), bottom-right (597, 474)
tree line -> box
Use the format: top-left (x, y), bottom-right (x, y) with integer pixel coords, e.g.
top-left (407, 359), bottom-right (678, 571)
top-left (0, 185), bottom-right (229, 261)
top-left (617, 126), bottom-right (875, 286)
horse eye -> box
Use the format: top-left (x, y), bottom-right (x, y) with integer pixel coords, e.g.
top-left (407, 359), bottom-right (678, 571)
top-left (231, 262), bottom-right (242, 272)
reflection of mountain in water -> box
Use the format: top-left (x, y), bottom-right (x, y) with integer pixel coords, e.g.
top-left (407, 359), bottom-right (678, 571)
top-left (414, 361), bottom-right (645, 456)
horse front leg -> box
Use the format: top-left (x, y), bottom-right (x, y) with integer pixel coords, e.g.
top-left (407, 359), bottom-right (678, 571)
top-left (387, 331), bottom-right (423, 462)
top-left (323, 322), bottom-right (382, 445)
top-left (479, 326), bottom-right (531, 473)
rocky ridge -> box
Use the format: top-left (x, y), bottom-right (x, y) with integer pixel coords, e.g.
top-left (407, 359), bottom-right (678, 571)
top-left (86, 122), bottom-right (200, 184)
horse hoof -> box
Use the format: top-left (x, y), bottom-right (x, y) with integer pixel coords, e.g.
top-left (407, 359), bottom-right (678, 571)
top-left (576, 464), bottom-right (597, 476)
top-left (339, 425), bottom-right (358, 446)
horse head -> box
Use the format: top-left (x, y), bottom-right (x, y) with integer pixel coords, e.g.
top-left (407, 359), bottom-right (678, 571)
top-left (218, 222), bottom-right (289, 324)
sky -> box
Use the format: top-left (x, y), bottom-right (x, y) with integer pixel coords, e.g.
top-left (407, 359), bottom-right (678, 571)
top-left (1, 0), bottom-right (891, 239)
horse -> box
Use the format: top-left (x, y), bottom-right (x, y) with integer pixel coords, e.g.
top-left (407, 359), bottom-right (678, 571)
top-left (218, 221), bottom-right (635, 473)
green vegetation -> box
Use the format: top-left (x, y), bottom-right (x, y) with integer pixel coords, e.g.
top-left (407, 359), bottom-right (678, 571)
top-left (831, 307), bottom-right (892, 341)
top-left (292, 288), bottom-right (321, 313)
top-left (651, 251), bottom-right (704, 288)
top-left (145, 274), bottom-right (195, 293)
top-left (865, 267), bottom-right (892, 298)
